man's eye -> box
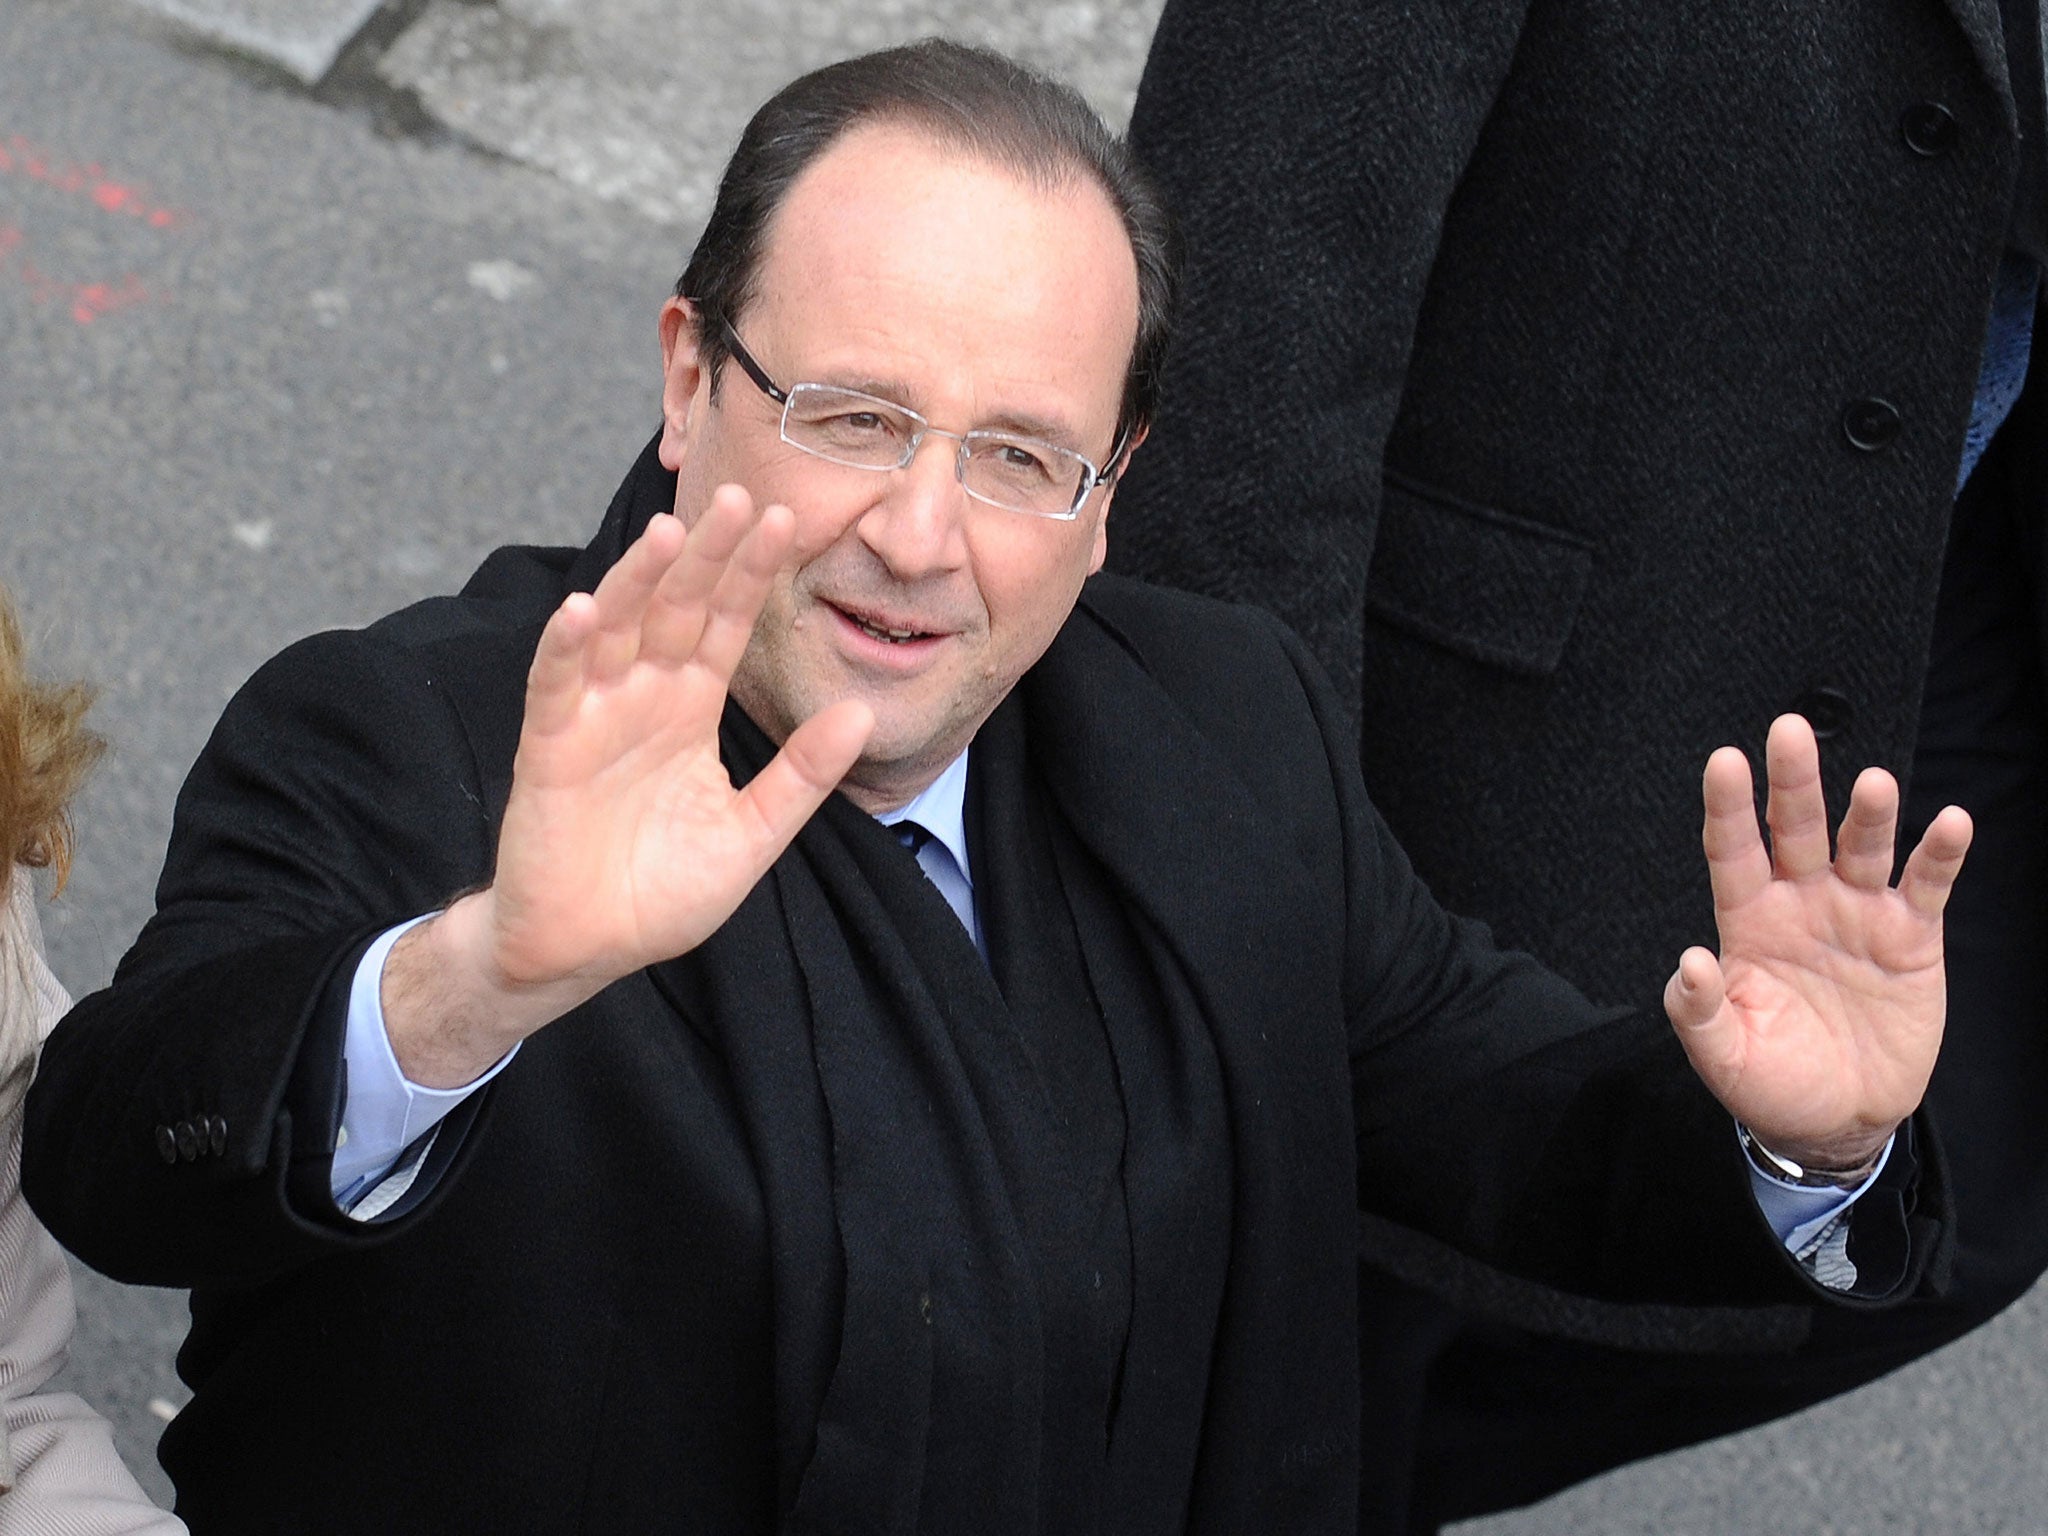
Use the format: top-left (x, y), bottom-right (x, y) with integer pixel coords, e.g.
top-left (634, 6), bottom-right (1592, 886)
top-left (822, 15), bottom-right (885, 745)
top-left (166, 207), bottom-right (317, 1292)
top-left (804, 409), bottom-right (906, 451)
top-left (987, 442), bottom-right (1056, 480)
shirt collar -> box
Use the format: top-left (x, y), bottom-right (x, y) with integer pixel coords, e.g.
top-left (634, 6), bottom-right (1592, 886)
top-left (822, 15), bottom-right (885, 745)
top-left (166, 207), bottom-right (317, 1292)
top-left (874, 748), bottom-right (974, 891)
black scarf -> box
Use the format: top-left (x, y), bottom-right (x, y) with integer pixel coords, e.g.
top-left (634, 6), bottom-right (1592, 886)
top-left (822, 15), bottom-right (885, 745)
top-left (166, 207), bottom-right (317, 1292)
top-left (567, 442), bottom-right (1364, 1534)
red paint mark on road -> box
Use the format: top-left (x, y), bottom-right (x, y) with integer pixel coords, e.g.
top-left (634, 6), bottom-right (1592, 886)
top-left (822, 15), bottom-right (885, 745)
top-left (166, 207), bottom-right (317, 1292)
top-left (0, 134), bottom-right (184, 228)
top-left (13, 255), bottom-right (148, 323)
top-left (0, 134), bottom-right (185, 324)
top-left (69, 275), bottom-right (148, 325)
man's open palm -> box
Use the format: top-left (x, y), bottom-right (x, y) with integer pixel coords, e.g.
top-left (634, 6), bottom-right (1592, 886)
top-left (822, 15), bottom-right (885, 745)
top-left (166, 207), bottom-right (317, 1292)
top-left (483, 485), bottom-right (873, 994)
top-left (1666, 715), bottom-right (1973, 1171)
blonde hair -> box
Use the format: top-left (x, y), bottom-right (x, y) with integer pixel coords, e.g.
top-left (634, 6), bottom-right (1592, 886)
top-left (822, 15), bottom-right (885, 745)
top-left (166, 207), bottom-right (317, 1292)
top-left (0, 587), bottom-right (103, 891)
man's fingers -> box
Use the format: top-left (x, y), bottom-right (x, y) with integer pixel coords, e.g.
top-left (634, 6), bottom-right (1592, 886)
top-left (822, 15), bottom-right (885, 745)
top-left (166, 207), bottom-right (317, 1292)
top-left (1833, 766), bottom-right (1900, 890)
top-left (1899, 804), bottom-right (1974, 918)
top-left (640, 486), bottom-right (762, 667)
top-left (1763, 713), bottom-right (1832, 880)
top-left (524, 592), bottom-right (599, 735)
top-left (737, 700), bottom-right (875, 853)
top-left (692, 501), bottom-right (798, 681)
top-left (1664, 946), bottom-right (1739, 1083)
top-left (585, 513), bottom-right (688, 682)
top-left (1702, 745), bottom-right (1772, 911)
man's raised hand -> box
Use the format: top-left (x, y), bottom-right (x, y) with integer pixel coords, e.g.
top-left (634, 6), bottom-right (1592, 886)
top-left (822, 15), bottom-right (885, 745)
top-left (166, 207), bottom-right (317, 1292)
top-left (1665, 714), bottom-right (1972, 1173)
top-left (384, 485), bottom-right (872, 1087)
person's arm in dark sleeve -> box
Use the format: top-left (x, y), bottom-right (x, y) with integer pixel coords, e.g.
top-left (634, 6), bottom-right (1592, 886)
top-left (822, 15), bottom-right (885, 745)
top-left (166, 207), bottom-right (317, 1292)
top-left (1112, 0), bottom-right (1534, 709)
top-left (22, 623), bottom-right (507, 1288)
top-left (27, 496), bottom-right (875, 1290)
top-left (1249, 609), bottom-right (1958, 1313)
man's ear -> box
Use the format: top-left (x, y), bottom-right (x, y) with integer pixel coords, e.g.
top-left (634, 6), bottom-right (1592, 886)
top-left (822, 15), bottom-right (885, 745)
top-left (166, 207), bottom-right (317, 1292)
top-left (1088, 421), bottom-right (1147, 575)
top-left (658, 297), bottom-right (708, 471)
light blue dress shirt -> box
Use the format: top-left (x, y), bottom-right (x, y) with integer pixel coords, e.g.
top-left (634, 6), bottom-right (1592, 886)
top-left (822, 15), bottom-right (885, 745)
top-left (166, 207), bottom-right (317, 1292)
top-left (329, 746), bottom-right (1875, 1261)
top-left (873, 745), bottom-right (982, 956)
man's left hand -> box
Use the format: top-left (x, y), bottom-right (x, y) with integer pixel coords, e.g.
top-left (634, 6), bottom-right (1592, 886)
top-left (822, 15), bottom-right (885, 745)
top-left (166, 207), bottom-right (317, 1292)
top-left (1665, 714), bottom-right (1973, 1174)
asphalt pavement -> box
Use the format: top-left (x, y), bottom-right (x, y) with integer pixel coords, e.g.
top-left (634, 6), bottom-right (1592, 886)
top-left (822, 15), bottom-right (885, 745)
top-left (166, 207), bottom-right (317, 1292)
top-left (2, 0), bottom-right (2044, 1526)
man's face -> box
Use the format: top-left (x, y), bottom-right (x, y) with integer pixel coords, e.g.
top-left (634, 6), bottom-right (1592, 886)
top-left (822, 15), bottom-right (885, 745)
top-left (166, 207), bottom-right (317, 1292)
top-left (658, 121), bottom-right (1140, 811)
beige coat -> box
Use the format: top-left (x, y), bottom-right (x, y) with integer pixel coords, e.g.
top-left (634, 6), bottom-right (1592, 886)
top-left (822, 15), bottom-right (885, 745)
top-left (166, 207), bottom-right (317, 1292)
top-left (0, 868), bottom-right (182, 1534)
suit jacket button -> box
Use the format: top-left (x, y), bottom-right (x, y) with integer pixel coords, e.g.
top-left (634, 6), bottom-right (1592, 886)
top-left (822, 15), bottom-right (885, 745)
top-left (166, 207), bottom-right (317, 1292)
top-left (1901, 101), bottom-right (1959, 156)
top-left (154, 1125), bottom-right (179, 1165)
top-left (174, 1120), bottom-right (201, 1162)
top-left (1794, 686), bottom-right (1854, 739)
top-left (208, 1115), bottom-right (228, 1157)
top-left (1842, 398), bottom-right (1902, 451)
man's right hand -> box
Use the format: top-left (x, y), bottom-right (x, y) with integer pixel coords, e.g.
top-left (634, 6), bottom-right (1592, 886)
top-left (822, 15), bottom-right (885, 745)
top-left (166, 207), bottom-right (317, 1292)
top-left (382, 483), bottom-right (874, 1088)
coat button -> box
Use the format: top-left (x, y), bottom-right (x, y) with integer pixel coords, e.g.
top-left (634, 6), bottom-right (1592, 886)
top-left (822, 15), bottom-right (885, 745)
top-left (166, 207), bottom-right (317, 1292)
top-left (174, 1120), bottom-right (201, 1162)
top-left (154, 1125), bottom-right (179, 1165)
top-left (1901, 101), bottom-right (1959, 156)
top-left (1794, 687), bottom-right (1854, 740)
top-left (1842, 398), bottom-right (1902, 451)
top-left (208, 1115), bottom-right (228, 1156)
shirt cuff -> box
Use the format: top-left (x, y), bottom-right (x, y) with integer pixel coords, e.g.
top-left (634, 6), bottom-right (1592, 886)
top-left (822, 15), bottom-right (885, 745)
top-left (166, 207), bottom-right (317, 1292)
top-left (1746, 1132), bottom-right (1895, 1252)
top-left (331, 914), bottom-right (519, 1208)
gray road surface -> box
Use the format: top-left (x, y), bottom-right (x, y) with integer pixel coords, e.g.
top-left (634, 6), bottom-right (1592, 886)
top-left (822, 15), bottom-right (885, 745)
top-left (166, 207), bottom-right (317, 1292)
top-left (1, 0), bottom-right (2043, 1525)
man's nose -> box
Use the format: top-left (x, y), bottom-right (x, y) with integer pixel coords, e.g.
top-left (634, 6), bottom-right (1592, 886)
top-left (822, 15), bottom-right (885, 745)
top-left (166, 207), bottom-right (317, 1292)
top-left (857, 432), bottom-right (970, 578)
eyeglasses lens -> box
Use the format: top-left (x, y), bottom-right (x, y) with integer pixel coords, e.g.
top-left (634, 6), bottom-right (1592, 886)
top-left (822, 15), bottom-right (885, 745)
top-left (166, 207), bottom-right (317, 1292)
top-left (781, 384), bottom-right (1088, 517)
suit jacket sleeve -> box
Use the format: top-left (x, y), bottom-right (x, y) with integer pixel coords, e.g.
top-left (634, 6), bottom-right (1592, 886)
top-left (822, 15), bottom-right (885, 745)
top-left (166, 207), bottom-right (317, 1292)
top-left (22, 621), bottom-right (510, 1289)
top-left (1113, 0), bottom-right (1534, 711)
top-left (1231, 608), bottom-right (1950, 1315)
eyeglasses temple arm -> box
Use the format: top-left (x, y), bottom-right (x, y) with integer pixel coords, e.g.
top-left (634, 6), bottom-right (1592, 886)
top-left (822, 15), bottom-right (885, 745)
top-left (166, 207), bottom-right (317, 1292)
top-left (705, 309), bottom-right (790, 405)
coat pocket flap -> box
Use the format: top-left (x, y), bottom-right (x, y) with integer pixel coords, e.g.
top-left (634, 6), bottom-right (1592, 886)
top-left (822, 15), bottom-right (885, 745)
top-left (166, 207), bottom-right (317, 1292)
top-left (1365, 473), bottom-right (1594, 677)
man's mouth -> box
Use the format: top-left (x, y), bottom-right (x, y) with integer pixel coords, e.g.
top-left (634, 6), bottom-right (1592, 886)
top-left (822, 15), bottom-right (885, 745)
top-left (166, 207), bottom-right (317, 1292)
top-left (831, 602), bottom-right (938, 646)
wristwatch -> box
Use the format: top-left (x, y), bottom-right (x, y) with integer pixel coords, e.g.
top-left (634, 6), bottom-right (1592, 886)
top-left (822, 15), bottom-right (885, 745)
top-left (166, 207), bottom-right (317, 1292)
top-left (1738, 1124), bottom-right (1885, 1190)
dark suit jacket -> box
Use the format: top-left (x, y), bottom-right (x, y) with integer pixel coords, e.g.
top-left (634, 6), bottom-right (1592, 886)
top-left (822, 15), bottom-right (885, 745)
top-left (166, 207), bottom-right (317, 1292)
top-left (1115, 0), bottom-right (2043, 1525)
top-left (22, 451), bottom-right (1934, 1532)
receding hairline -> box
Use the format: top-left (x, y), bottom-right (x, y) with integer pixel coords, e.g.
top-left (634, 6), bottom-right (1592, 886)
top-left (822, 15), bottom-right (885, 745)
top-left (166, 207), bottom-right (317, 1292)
top-left (831, 100), bottom-right (1108, 190)
top-left (744, 113), bottom-right (1136, 309)
top-left (767, 111), bottom-right (1131, 248)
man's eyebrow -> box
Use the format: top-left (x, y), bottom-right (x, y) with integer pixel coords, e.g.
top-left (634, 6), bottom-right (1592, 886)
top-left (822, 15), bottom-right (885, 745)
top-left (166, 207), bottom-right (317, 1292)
top-left (834, 375), bottom-right (925, 408)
